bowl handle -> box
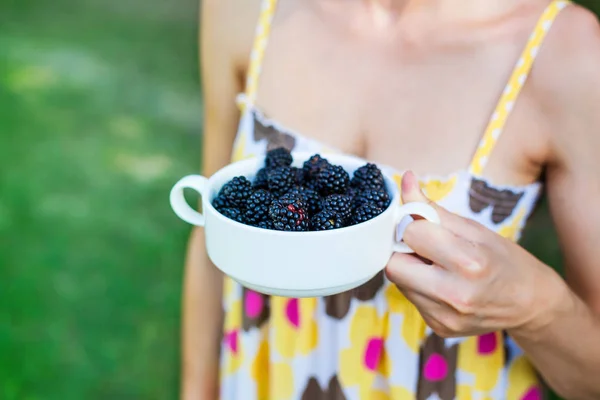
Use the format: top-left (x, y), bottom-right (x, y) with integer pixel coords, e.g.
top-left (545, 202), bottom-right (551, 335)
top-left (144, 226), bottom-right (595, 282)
top-left (393, 203), bottom-right (441, 253)
top-left (169, 175), bottom-right (209, 227)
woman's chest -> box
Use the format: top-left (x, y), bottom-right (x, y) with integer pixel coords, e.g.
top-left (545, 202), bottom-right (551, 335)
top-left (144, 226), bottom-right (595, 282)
top-left (251, 10), bottom-right (549, 183)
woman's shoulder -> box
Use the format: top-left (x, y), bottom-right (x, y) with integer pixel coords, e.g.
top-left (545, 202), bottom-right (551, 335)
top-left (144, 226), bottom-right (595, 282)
top-left (531, 4), bottom-right (600, 126)
top-left (202, 0), bottom-right (265, 74)
top-left (528, 3), bottom-right (600, 163)
top-left (532, 4), bottom-right (600, 93)
top-left (547, 3), bottom-right (600, 62)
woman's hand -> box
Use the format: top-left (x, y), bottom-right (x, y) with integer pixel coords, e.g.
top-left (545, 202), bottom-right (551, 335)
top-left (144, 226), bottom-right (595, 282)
top-left (386, 171), bottom-right (569, 339)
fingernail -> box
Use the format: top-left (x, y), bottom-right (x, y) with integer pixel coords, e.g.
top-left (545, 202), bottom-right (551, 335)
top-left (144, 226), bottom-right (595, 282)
top-left (402, 171), bottom-right (416, 192)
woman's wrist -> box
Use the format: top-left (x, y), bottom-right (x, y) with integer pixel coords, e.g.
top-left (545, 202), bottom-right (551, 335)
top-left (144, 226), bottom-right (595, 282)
top-left (509, 265), bottom-right (576, 342)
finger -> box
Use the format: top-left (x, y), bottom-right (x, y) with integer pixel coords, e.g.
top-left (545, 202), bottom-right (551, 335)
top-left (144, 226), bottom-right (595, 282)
top-left (400, 289), bottom-right (466, 338)
top-left (385, 252), bottom-right (450, 299)
top-left (400, 171), bottom-right (479, 237)
top-left (402, 289), bottom-right (445, 323)
top-left (402, 219), bottom-right (482, 274)
top-left (401, 288), bottom-right (446, 313)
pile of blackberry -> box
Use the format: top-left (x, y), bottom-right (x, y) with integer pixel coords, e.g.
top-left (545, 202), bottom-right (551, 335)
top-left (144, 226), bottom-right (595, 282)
top-left (212, 148), bottom-right (391, 231)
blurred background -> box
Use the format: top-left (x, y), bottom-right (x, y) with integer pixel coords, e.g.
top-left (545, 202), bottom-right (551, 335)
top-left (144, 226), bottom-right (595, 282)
top-left (0, 0), bottom-right (598, 399)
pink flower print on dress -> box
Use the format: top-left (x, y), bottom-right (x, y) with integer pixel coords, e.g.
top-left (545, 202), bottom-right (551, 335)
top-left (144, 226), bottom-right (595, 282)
top-left (417, 334), bottom-right (459, 400)
top-left (242, 287), bottom-right (270, 331)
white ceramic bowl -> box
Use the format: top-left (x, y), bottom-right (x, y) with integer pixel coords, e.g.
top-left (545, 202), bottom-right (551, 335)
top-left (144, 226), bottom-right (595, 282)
top-left (169, 152), bottom-right (440, 298)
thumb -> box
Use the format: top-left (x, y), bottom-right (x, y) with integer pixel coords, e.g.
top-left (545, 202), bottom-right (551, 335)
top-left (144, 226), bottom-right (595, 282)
top-left (400, 170), bottom-right (431, 205)
top-left (400, 171), bottom-right (467, 231)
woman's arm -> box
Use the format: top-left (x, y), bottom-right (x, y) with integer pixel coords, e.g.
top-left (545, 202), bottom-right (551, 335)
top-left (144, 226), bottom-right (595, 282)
top-left (385, 10), bottom-right (600, 400)
top-left (507, 8), bottom-right (600, 399)
top-left (180, 1), bottom-right (247, 399)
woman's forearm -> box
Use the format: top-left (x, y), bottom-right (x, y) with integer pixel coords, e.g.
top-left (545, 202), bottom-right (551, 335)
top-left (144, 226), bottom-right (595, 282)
top-left (181, 227), bottom-right (224, 400)
top-left (509, 270), bottom-right (600, 400)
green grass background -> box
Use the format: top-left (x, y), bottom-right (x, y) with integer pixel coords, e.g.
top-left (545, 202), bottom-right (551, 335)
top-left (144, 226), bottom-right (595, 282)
top-left (0, 0), bottom-right (598, 399)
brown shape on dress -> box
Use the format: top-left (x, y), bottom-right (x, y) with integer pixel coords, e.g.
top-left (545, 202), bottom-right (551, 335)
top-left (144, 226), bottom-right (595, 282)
top-left (301, 376), bottom-right (347, 400)
top-left (253, 113), bottom-right (296, 152)
top-left (324, 272), bottom-right (386, 320)
top-left (241, 287), bottom-right (271, 332)
top-left (324, 291), bottom-right (354, 320)
top-left (416, 334), bottom-right (459, 400)
top-left (354, 271), bottom-right (385, 301)
top-left (468, 177), bottom-right (524, 224)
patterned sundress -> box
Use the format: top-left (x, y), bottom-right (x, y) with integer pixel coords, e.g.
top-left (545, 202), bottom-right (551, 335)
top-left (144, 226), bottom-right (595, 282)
top-left (219, 1), bottom-right (571, 398)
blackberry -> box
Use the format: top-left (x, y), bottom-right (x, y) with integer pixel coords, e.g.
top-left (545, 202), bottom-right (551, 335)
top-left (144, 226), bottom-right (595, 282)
top-left (353, 189), bottom-right (391, 210)
top-left (311, 210), bottom-right (344, 231)
top-left (265, 147), bottom-right (293, 168)
top-left (253, 168), bottom-right (269, 189)
top-left (351, 163), bottom-right (385, 191)
top-left (302, 154), bottom-right (329, 181)
top-left (291, 167), bottom-right (305, 186)
top-left (303, 178), bottom-right (319, 191)
top-left (217, 176), bottom-right (253, 208)
top-left (269, 197), bottom-right (310, 231)
top-left (351, 203), bottom-right (384, 225)
top-left (283, 186), bottom-right (322, 216)
top-left (267, 166), bottom-right (295, 197)
top-left (212, 195), bottom-right (231, 212)
top-left (316, 164), bottom-right (349, 196)
top-left (321, 194), bottom-right (352, 222)
top-left (257, 219), bottom-right (275, 230)
top-left (244, 189), bottom-right (274, 225)
top-left (220, 207), bottom-right (245, 223)
top-left (345, 186), bottom-right (359, 202)
top-left (279, 190), bottom-right (304, 204)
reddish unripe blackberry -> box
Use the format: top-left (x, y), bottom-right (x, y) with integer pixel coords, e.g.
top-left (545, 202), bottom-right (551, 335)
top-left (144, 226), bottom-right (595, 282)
top-left (283, 186), bottom-right (322, 216)
top-left (268, 197), bottom-right (310, 231)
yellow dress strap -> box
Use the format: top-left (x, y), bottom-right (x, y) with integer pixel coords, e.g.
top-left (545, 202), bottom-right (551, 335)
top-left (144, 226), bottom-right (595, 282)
top-left (468, 0), bottom-right (571, 176)
top-left (241, 0), bottom-right (279, 112)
